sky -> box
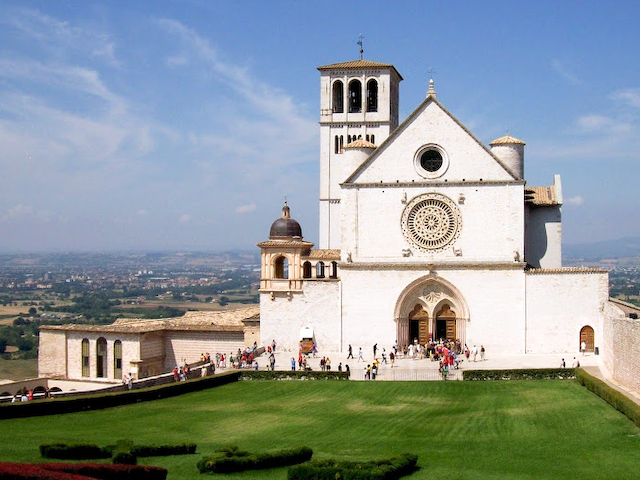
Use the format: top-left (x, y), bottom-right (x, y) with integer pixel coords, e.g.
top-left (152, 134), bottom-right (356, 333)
top-left (0, 1), bottom-right (639, 252)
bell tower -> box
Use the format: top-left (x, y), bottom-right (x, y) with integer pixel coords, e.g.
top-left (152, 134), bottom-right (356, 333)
top-left (317, 58), bottom-right (402, 249)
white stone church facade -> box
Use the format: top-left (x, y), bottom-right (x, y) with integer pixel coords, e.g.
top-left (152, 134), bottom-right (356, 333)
top-left (258, 58), bottom-right (619, 356)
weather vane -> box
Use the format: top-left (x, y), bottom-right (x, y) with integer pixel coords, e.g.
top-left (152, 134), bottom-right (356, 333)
top-left (357, 34), bottom-right (364, 60)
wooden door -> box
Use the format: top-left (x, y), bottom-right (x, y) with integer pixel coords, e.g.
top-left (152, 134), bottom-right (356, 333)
top-left (580, 326), bottom-right (595, 352)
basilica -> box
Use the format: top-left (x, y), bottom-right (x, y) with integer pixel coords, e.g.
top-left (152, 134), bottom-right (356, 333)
top-left (258, 58), bottom-right (619, 356)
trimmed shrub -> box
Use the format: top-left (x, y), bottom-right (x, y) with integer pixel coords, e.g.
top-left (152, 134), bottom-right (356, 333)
top-left (39, 463), bottom-right (168, 480)
top-left (112, 440), bottom-right (136, 465)
top-left (197, 445), bottom-right (312, 473)
top-left (463, 368), bottom-right (576, 381)
top-left (40, 443), bottom-right (110, 460)
top-left (575, 368), bottom-right (640, 427)
top-left (131, 443), bottom-right (196, 457)
top-left (239, 370), bottom-right (349, 381)
top-left (287, 453), bottom-right (418, 480)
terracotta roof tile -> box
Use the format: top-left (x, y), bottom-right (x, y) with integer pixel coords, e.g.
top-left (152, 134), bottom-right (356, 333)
top-left (525, 186), bottom-right (558, 206)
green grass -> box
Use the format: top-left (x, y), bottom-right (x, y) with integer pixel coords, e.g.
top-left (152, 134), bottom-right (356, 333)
top-left (0, 358), bottom-right (38, 381)
top-left (0, 380), bottom-right (639, 479)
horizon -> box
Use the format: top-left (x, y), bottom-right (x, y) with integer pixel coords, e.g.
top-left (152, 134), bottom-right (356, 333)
top-left (1, 1), bottom-right (639, 251)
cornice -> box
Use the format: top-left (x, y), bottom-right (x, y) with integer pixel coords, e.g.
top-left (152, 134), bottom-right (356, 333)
top-left (341, 180), bottom-right (525, 189)
top-left (340, 261), bottom-right (527, 271)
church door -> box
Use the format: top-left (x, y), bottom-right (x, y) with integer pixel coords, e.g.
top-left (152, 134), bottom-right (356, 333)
top-left (579, 326), bottom-right (595, 352)
top-left (435, 304), bottom-right (456, 341)
top-left (408, 305), bottom-right (429, 344)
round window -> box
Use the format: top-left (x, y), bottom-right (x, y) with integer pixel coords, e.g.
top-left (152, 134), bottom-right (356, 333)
top-left (414, 144), bottom-right (449, 179)
top-left (401, 193), bottom-right (462, 253)
top-left (420, 150), bottom-right (443, 172)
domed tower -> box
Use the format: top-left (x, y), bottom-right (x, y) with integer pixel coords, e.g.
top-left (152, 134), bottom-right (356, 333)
top-left (489, 133), bottom-right (525, 180)
top-left (257, 202), bottom-right (313, 298)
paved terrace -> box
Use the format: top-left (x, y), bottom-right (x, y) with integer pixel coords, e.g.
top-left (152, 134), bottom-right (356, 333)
top-left (263, 349), bottom-right (640, 405)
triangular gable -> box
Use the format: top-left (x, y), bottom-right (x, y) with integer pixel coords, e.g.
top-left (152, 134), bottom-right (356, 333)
top-left (344, 95), bottom-right (520, 185)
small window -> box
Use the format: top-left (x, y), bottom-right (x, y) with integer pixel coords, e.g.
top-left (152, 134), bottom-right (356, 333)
top-left (334, 135), bottom-right (340, 154)
top-left (81, 338), bottom-right (90, 377)
top-left (332, 81), bottom-right (344, 113)
top-left (275, 256), bottom-right (289, 279)
top-left (330, 261), bottom-right (338, 279)
top-left (371, 134), bottom-right (375, 144)
top-left (348, 80), bottom-right (362, 113)
top-left (340, 136), bottom-right (344, 152)
top-left (316, 261), bottom-right (325, 279)
top-left (421, 150), bottom-right (443, 172)
top-left (303, 261), bottom-right (312, 279)
top-left (96, 337), bottom-right (107, 378)
top-left (366, 79), bottom-right (378, 112)
top-left (114, 340), bottom-right (122, 380)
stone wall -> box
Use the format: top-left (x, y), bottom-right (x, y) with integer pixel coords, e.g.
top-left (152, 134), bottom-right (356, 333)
top-left (603, 315), bottom-right (640, 394)
top-left (38, 330), bottom-right (67, 378)
top-left (163, 330), bottom-right (245, 370)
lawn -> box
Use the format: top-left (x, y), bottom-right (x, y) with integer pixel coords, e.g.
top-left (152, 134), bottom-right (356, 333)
top-left (0, 380), bottom-right (638, 480)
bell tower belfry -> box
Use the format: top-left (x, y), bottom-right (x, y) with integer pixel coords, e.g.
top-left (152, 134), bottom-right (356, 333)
top-left (317, 59), bottom-right (402, 249)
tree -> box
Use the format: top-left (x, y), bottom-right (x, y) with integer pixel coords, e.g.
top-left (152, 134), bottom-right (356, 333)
top-left (28, 307), bottom-right (37, 316)
top-left (218, 296), bottom-right (229, 307)
top-left (0, 338), bottom-right (6, 354)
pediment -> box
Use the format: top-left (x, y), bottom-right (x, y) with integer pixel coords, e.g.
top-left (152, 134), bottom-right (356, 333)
top-left (344, 97), bottom-right (518, 186)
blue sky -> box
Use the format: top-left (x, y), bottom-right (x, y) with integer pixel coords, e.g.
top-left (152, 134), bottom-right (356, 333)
top-left (0, 1), bottom-right (639, 252)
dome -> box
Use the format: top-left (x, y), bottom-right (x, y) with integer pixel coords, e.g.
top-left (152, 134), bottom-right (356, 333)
top-left (269, 202), bottom-right (303, 239)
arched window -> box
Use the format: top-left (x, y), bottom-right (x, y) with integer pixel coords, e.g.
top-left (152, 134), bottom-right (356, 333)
top-left (340, 135), bottom-right (344, 152)
top-left (274, 256), bottom-right (289, 279)
top-left (114, 340), bottom-right (122, 380)
top-left (332, 80), bottom-right (344, 113)
top-left (330, 261), bottom-right (338, 279)
top-left (81, 338), bottom-right (90, 377)
top-left (348, 80), bottom-right (362, 113)
top-left (371, 134), bottom-right (375, 144)
top-left (316, 261), bottom-right (325, 279)
top-left (334, 135), bottom-right (339, 154)
top-left (367, 79), bottom-right (378, 112)
top-left (96, 337), bottom-right (107, 378)
top-left (303, 261), bottom-right (312, 279)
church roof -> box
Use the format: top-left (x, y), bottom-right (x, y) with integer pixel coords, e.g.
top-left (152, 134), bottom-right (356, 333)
top-left (317, 59), bottom-right (403, 80)
top-left (304, 249), bottom-right (341, 260)
top-left (490, 134), bottom-right (526, 146)
top-left (525, 186), bottom-right (559, 206)
top-left (344, 139), bottom-right (376, 149)
top-left (39, 306), bottom-right (260, 334)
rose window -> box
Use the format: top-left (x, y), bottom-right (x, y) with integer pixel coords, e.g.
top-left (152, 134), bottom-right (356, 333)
top-left (401, 194), bottom-right (462, 252)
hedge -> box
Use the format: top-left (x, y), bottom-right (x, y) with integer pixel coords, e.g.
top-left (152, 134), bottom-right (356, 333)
top-left (287, 453), bottom-right (418, 480)
top-left (462, 368), bottom-right (576, 381)
top-left (39, 443), bottom-right (110, 460)
top-left (575, 368), bottom-right (640, 427)
top-left (197, 445), bottom-right (312, 473)
top-left (131, 443), bottom-right (197, 457)
top-left (0, 462), bottom-right (167, 480)
top-left (0, 371), bottom-right (240, 419)
top-left (239, 371), bottom-right (350, 381)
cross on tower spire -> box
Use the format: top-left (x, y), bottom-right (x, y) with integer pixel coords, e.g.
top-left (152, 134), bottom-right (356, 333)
top-left (357, 34), bottom-right (364, 60)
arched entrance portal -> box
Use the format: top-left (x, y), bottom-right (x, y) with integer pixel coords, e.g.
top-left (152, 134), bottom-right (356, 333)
top-left (579, 326), bottom-right (595, 352)
top-left (435, 304), bottom-right (457, 341)
top-left (394, 275), bottom-right (469, 348)
top-left (409, 305), bottom-right (429, 344)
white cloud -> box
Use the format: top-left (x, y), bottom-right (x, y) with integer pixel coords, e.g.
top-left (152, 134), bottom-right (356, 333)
top-left (551, 60), bottom-right (582, 86)
top-left (565, 195), bottom-right (584, 206)
top-left (179, 214), bottom-right (191, 223)
top-left (610, 88), bottom-right (640, 109)
top-left (235, 204), bottom-right (256, 214)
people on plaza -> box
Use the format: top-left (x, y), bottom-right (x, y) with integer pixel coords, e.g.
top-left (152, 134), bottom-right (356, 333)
top-left (290, 357), bottom-right (296, 371)
top-left (347, 344), bottom-right (353, 359)
top-left (580, 341), bottom-right (586, 356)
top-left (480, 345), bottom-right (486, 361)
top-left (358, 347), bottom-right (364, 362)
top-left (560, 358), bottom-right (566, 368)
top-left (390, 350), bottom-right (395, 368)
